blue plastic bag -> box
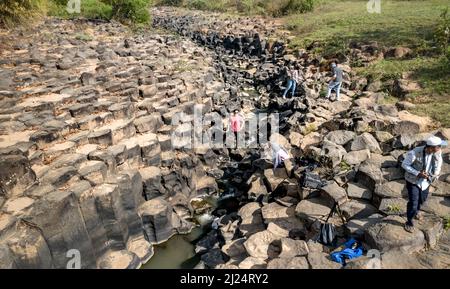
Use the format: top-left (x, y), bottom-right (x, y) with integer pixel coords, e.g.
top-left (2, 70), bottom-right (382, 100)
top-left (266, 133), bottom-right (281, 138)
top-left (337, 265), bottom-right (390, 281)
top-left (330, 239), bottom-right (364, 265)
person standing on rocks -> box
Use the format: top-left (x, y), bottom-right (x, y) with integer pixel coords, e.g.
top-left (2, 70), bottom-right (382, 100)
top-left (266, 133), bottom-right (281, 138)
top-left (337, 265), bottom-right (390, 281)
top-left (402, 136), bottom-right (446, 233)
top-left (325, 62), bottom-right (343, 101)
top-left (282, 65), bottom-right (300, 99)
top-left (229, 110), bottom-right (245, 149)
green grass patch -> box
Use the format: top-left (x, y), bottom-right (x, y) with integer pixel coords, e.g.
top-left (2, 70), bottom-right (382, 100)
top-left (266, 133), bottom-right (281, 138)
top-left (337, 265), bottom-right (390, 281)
top-left (49, 0), bottom-right (150, 26)
top-left (445, 216), bottom-right (450, 230)
top-left (155, 0), bottom-right (316, 16)
top-left (285, 0), bottom-right (448, 52)
top-left (387, 204), bottom-right (401, 214)
top-left (0, 0), bottom-right (48, 28)
top-left (283, 1), bottom-right (449, 127)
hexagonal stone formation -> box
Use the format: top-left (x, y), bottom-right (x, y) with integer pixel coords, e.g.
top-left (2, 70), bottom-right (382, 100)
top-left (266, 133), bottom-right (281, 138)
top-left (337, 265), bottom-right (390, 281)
top-left (237, 202), bottom-right (265, 237)
top-left (221, 238), bottom-right (247, 260)
top-left (243, 229), bottom-right (280, 259)
top-left (380, 250), bottom-right (427, 269)
top-left (324, 130), bottom-right (356, 146)
top-left (364, 215), bottom-right (426, 253)
top-left (108, 102), bottom-right (134, 120)
top-left (378, 197), bottom-right (407, 216)
top-left (43, 141), bottom-right (76, 163)
top-left (194, 176), bottom-right (217, 195)
top-left (238, 257), bottom-right (267, 269)
top-left (320, 140), bottom-right (347, 168)
top-left (263, 168), bottom-right (288, 192)
top-left (295, 197), bottom-right (333, 223)
top-left (107, 145), bottom-right (127, 166)
top-left (351, 132), bottom-right (382, 154)
top-left (413, 213), bottom-right (444, 249)
top-left (88, 129), bottom-right (113, 146)
top-left (267, 257), bottom-right (309, 269)
top-left (261, 202), bottom-right (305, 236)
top-left (278, 238), bottom-right (309, 258)
top-left (78, 160), bottom-right (108, 186)
top-left (138, 198), bottom-right (176, 244)
top-left (343, 149), bottom-right (371, 166)
top-left (345, 213), bottom-right (384, 237)
top-left (0, 153), bottom-right (36, 196)
top-left (134, 115), bottom-right (163, 133)
top-left (320, 181), bottom-right (348, 205)
top-left (421, 196), bottom-right (450, 218)
top-left (346, 182), bottom-right (372, 201)
top-left (98, 250), bottom-right (141, 269)
top-left (374, 180), bottom-right (407, 199)
top-left (76, 144), bottom-right (99, 156)
top-left (307, 252), bottom-right (341, 269)
top-left (51, 153), bottom-right (87, 169)
top-left (101, 119), bottom-right (136, 145)
top-left (40, 166), bottom-right (77, 188)
top-left (2, 197), bottom-right (34, 216)
top-left (140, 166), bottom-right (162, 200)
top-left (430, 180), bottom-right (450, 197)
top-left (5, 223), bottom-right (54, 269)
top-left (126, 236), bottom-right (154, 264)
top-left (340, 199), bottom-right (378, 220)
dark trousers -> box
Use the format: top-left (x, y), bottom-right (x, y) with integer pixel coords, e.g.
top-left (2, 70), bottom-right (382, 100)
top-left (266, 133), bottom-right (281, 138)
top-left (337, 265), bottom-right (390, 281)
top-left (406, 181), bottom-right (429, 226)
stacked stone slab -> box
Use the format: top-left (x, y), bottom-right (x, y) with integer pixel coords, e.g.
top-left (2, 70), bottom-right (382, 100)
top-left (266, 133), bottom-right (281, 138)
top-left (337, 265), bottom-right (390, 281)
top-left (0, 19), bottom-right (225, 268)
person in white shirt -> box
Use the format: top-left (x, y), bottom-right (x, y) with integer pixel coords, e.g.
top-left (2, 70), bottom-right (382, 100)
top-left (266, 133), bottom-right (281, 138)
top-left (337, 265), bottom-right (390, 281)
top-left (401, 136), bottom-right (446, 233)
top-left (271, 142), bottom-right (290, 169)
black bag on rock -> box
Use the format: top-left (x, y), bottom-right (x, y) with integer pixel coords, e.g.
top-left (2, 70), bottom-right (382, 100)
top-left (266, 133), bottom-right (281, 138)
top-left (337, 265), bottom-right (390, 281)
top-left (317, 202), bottom-right (346, 246)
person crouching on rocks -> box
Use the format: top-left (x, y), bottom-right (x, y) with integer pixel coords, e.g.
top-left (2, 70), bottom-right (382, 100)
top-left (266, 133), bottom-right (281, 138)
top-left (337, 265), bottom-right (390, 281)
top-left (230, 110), bottom-right (244, 149)
top-left (325, 62), bottom-right (343, 101)
top-left (271, 142), bottom-right (289, 169)
top-left (282, 65), bottom-right (300, 99)
top-left (402, 136), bottom-right (446, 233)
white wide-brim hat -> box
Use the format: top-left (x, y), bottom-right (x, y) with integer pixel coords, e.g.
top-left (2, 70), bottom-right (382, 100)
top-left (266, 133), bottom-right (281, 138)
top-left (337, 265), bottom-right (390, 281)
top-left (426, 136), bottom-right (448, 147)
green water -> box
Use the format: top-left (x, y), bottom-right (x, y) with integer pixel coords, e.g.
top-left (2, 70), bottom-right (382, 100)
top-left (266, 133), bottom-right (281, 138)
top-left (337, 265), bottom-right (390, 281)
top-left (142, 227), bottom-right (205, 269)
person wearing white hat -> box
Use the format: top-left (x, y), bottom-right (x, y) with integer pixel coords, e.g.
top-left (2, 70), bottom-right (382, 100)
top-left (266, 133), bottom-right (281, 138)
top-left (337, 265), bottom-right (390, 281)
top-left (401, 136), bottom-right (446, 233)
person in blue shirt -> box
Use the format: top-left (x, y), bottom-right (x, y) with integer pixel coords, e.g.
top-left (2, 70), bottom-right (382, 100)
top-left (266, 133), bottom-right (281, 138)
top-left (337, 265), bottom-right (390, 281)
top-left (325, 62), bottom-right (343, 101)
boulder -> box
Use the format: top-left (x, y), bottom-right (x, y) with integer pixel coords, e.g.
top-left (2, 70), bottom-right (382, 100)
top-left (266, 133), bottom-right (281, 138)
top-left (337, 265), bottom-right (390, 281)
top-left (324, 130), bottom-right (356, 146)
top-left (138, 198), bottom-right (176, 244)
top-left (346, 182), bottom-right (372, 201)
top-left (343, 149), bottom-right (371, 166)
top-left (261, 202), bottom-right (305, 236)
top-left (278, 238), bottom-right (309, 258)
top-left (421, 196), bottom-right (450, 218)
top-left (321, 140), bottom-right (347, 168)
top-left (263, 168), bottom-right (288, 192)
top-left (267, 257), bottom-right (309, 269)
top-left (237, 202), bottom-right (265, 236)
top-left (307, 252), bottom-right (341, 269)
top-left (364, 215), bottom-right (426, 253)
top-left (345, 214), bottom-right (383, 237)
top-left (351, 132), bottom-right (382, 154)
top-left (243, 230), bottom-right (280, 259)
top-left (295, 197), bottom-right (332, 223)
top-left (320, 181), bottom-right (348, 205)
top-left (374, 180), bottom-right (407, 198)
top-left (238, 257), bottom-right (266, 269)
top-left (378, 197), bottom-right (408, 215)
top-left (98, 250), bottom-right (141, 269)
top-left (340, 200), bottom-right (378, 220)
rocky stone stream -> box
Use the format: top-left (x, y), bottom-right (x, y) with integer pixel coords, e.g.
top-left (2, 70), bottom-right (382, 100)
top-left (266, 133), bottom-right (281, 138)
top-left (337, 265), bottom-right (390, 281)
top-left (0, 7), bottom-right (449, 269)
